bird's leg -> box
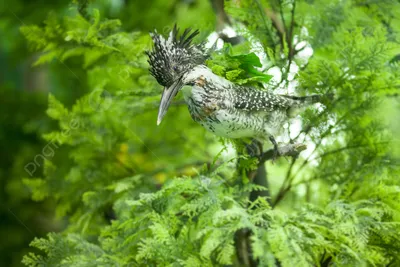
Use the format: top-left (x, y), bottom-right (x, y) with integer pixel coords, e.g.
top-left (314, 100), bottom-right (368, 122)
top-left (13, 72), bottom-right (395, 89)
top-left (269, 135), bottom-right (279, 162)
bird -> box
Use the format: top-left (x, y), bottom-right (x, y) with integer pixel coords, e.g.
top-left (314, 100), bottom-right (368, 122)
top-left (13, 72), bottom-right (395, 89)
top-left (146, 25), bottom-right (329, 156)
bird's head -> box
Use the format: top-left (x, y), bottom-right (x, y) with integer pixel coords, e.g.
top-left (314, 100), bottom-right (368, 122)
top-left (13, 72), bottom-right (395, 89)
top-left (146, 25), bottom-right (207, 125)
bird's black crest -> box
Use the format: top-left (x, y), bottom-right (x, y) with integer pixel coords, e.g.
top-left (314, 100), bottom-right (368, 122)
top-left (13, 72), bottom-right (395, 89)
top-left (146, 25), bottom-right (207, 87)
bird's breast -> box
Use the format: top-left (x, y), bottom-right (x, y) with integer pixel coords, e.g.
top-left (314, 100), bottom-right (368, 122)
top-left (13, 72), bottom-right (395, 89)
top-left (184, 85), bottom-right (259, 138)
top-left (186, 92), bottom-right (217, 121)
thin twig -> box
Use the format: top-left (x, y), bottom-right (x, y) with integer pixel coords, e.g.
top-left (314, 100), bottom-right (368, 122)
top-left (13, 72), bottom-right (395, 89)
top-left (312, 141), bottom-right (389, 161)
top-left (273, 101), bottom-right (375, 207)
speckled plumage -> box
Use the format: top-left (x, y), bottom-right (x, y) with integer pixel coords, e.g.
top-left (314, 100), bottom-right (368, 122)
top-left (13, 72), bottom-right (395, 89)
top-left (147, 26), bottom-right (324, 141)
top-left (180, 65), bottom-right (322, 139)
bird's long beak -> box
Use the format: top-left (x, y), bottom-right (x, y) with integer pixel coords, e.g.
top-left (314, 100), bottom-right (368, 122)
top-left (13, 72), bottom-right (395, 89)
top-left (157, 79), bottom-right (183, 125)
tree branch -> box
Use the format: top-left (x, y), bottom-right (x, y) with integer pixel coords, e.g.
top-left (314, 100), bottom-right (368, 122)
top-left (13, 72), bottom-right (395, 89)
top-left (235, 141), bottom-right (307, 265)
top-left (260, 143), bottom-right (307, 163)
top-left (265, 8), bottom-right (285, 48)
top-left (209, 0), bottom-right (231, 31)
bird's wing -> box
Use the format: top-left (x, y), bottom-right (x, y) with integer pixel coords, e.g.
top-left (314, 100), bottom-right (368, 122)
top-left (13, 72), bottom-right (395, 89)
top-left (233, 87), bottom-right (297, 112)
top-left (233, 86), bottom-right (325, 112)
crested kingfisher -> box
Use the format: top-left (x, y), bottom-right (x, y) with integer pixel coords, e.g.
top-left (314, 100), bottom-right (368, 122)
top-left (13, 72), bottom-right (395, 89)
top-left (146, 26), bottom-right (328, 154)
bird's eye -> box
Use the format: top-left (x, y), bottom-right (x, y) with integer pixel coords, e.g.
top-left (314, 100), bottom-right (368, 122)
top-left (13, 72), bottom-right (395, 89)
top-left (173, 66), bottom-right (178, 72)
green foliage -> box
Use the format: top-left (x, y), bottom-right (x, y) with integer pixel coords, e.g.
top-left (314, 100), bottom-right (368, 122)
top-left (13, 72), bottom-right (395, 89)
top-left (13, 0), bottom-right (400, 266)
top-left (0, 2), bottom-right (68, 260)
top-left (207, 44), bottom-right (273, 85)
top-left (0, 87), bottom-right (56, 267)
top-left (22, 173), bottom-right (400, 266)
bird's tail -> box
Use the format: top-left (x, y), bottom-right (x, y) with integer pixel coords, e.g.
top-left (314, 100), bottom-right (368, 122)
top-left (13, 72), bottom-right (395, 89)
top-left (283, 93), bottom-right (334, 117)
top-left (282, 93), bottom-right (334, 106)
